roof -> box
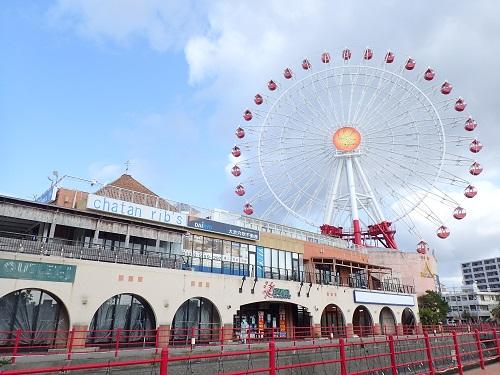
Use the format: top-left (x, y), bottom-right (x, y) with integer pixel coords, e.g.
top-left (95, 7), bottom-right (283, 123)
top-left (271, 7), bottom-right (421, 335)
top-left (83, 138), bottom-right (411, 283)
top-left (95, 174), bottom-right (177, 211)
top-left (96, 174), bottom-right (158, 196)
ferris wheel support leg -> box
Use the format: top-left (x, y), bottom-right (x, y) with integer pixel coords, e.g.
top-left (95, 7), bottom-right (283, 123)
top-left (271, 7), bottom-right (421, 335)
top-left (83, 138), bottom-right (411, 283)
top-left (324, 160), bottom-right (344, 225)
top-left (346, 157), bottom-right (362, 246)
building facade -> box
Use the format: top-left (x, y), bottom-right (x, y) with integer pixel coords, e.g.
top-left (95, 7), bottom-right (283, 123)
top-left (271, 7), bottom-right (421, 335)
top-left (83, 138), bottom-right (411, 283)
top-left (0, 174), bottom-right (420, 349)
top-left (367, 249), bottom-right (438, 296)
top-left (461, 258), bottom-right (500, 291)
top-left (442, 284), bottom-right (500, 323)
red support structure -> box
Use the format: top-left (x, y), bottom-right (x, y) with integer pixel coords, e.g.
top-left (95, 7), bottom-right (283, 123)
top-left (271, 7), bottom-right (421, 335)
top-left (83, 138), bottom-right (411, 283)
top-left (11, 329), bottom-right (21, 364)
top-left (353, 219), bottom-right (362, 245)
top-left (388, 335), bottom-right (397, 375)
top-left (339, 337), bottom-right (347, 375)
top-left (268, 341), bottom-right (276, 375)
top-left (67, 328), bottom-right (75, 361)
top-left (159, 347), bottom-right (168, 375)
top-left (492, 328), bottom-right (500, 358)
top-left (424, 333), bottom-right (434, 375)
top-left (114, 328), bottom-right (121, 358)
top-left (452, 332), bottom-right (463, 375)
top-left (474, 329), bottom-right (485, 369)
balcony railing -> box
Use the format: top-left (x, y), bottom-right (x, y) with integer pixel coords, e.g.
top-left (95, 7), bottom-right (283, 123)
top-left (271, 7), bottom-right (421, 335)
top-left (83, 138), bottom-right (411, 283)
top-left (0, 231), bottom-right (414, 294)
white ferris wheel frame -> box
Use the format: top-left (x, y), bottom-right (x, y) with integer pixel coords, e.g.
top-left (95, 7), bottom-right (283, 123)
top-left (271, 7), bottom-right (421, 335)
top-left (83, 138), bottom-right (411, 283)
top-left (256, 64), bottom-right (446, 232)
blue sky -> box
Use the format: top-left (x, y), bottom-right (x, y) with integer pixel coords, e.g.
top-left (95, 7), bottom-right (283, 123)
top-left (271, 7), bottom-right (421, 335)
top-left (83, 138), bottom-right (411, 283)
top-left (1, 0), bottom-right (500, 285)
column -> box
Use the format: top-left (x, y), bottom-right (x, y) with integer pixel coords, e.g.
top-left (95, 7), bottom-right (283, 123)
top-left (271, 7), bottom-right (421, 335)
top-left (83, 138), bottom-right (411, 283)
top-left (346, 323), bottom-right (354, 338)
top-left (157, 325), bottom-right (171, 348)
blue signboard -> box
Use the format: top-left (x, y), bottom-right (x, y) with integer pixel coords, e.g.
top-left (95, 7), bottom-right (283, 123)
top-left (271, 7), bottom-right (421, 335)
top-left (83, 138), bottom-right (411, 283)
top-left (0, 259), bottom-right (76, 283)
top-left (187, 217), bottom-right (259, 241)
top-left (256, 246), bottom-right (264, 278)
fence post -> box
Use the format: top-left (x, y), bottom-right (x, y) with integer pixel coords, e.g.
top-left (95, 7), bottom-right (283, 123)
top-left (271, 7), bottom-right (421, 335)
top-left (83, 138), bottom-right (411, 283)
top-left (114, 328), bottom-right (121, 358)
top-left (339, 337), bottom-right (348, 375)
top-left (424, 333), bottom-right (434, 375)
top-left (388, 335), bottom-right (397, 375)
top-left (492, 328), bottom-right (500, 358)
top-left (11, 329), bottom-right (21, 364)
top-left (67, 328), bottom-right (75, 360)
top-left (474, 329), bottom-right (485, 369)
top-left (159, 347), bottom-right (168, 375)
top-left (452, 331), bottom-right (463, 375)
top-left (269, 341), bottom-right (276, 375)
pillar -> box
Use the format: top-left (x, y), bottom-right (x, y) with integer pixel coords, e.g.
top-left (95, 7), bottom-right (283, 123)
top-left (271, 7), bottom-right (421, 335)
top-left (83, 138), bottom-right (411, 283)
top-left (313, 323), bottom-right (322, 338)
top-left (222, 323), bottom-right (233, 343)
top-left (396, 323), bottom-right (404, 336)
top-left (68, 325), bottom-right (89, 350)
top-left (157, 325), bottom-right (171, 348)
top-left (346, 323), bottom-right (354, 338)
top-left (417, 323), bottom-right (424, 335)
top-left (373, 323), bottom-right (381, 335)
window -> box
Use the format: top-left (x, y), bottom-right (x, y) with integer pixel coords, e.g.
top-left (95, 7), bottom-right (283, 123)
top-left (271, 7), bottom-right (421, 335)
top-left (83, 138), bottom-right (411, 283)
top-left (202, 237), bottom-right (213, 270)
top-left (231, 242), bottom-right (240, 263)
top-left (213, 239), bottom-right (222, 270)
top-left (192, 235), bottom-right (203, 267)
top-left (271, 249), bottom-right (278, 268)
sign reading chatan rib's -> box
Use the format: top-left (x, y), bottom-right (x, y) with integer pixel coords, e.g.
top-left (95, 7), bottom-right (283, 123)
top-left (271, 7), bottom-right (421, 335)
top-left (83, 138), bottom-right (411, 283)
top-left (0, 259), bottom-right (76, 283)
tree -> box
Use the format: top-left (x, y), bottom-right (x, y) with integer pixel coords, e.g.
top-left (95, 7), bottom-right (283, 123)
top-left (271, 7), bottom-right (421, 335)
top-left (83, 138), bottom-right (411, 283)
top-left (491, 304), bottom-right (500, 322)
top-left (418, 290), bottom-right (450, 325)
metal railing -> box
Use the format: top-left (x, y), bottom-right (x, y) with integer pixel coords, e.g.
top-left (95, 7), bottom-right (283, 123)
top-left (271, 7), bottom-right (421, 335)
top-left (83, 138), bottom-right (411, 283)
top-left (1, 326), bottom-right (500, 374)
top-left (0, 231), bottom-right (414, 293)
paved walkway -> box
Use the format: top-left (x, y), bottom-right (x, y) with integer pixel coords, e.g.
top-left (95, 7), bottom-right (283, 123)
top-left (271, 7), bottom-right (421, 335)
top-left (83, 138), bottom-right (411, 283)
top-left (464, 362), bottom-right (500, 374)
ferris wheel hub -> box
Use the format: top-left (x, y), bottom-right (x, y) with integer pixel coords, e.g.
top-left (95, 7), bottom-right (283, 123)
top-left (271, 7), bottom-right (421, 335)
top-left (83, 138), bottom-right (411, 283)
top-left (332, 126), bottom-right (362, 152)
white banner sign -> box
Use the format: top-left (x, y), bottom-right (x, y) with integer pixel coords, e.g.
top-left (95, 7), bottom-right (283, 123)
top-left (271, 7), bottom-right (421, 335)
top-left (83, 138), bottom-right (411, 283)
top-left (354, 290), bottom-right (415, 306)
top-left (86, 194), bottom-right (187, 227)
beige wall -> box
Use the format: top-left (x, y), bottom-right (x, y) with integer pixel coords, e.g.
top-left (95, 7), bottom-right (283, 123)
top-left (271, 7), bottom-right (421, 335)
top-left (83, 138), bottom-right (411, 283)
top-left (0, 252), bottom-right (418, 329)
top-left (367, 250), bottom-right (438, 296)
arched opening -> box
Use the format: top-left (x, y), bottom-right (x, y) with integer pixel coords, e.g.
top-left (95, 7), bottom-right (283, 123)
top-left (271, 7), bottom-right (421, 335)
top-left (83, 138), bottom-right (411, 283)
top-left (234, 302), bottom-right (311, 341)
top-left (87, 294), bottom-right (156, 347)
top-left (352, 305), bottom-right (373, 337)
top-left (320, 304), bottom-right (346, 337)
top-left (379, 307), bottom-right (396, 335)
top-left (0, 289), bottom-right (69, 349)
top-left (171, 297), bottom-right (221, 345)
top-left (402, 308), bottom-right (417, 334)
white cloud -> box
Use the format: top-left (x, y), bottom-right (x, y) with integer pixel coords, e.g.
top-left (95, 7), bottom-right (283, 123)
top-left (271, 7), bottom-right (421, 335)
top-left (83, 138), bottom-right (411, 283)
top-left (49, 0), bottom-right (207, 51)
top-left (49, 0), bottom-right (500, 285)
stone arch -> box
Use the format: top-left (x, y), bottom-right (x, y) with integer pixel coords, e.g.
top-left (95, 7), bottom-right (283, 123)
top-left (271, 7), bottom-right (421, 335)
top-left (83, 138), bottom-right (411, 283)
top-left (402, 308), bottom-right (417, 334)
top-left (0, 288), bottom-right (69, 349)
top-left (86, 293), bottom-right (156, 346)
top-left (352, 305), bottom-right (373, 337)
top-left (171, 297), bottom-right (222, 345)
top-left (379, 307), bottom-right (397, 335)
top-left (320, 304), bottom-right (346, 337)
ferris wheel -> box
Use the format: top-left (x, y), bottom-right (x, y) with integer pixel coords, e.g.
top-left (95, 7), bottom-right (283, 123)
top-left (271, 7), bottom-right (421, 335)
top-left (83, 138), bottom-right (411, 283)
top-left (229, 48), bottom-right (483, 251)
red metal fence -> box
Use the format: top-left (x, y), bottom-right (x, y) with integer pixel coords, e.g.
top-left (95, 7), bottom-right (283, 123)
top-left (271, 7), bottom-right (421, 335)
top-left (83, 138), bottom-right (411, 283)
top-left (1, 324), bottom-right (498, 361)
top-left (1, 327), bottom-right (500, 374)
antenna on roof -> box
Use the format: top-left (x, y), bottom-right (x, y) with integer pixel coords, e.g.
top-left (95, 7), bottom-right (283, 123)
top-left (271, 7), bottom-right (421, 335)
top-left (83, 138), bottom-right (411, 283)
top-left (124, 160), bottom-right (132, 174)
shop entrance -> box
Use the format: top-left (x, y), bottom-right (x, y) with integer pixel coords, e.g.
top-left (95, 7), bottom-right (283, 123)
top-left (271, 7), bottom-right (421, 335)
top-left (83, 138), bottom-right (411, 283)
top-left (234, 302), bottom-right (311, 341)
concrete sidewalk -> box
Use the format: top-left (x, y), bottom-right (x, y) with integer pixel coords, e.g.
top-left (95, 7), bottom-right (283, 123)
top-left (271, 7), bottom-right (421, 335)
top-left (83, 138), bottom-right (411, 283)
top-left (464, 362), bottom-right (500, 374)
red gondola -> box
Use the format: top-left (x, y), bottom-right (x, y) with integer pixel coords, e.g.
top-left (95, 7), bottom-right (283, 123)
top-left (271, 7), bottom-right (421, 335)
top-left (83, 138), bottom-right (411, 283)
top-left (231, 165), bottom-right (241, 177)
top-left (235, 184), bottom-right (245, 196)
top-left (405, 57), bottom-right (416, 70)
top-left (231, 146), bottom-right (241, 157)
top-left (469, 139), bottom-right (482, 153)
top-left (453, 207), bottom-right (466, 220)
top-left (268, 80), bottom-right (277, 91)
top-left (416, 240), bottom-right (428, 254)
top-left (385, 51), bottom-right (395, 63)
top-left (464, 185), bottom-right (477, 198)
top-left (455, 98), bottom-right (466, 112)
top-left (283, 68), bottom-right (293, 79)
top-left (436, 225), bottom-right (450, 239)
top-left (342, 48), bottom-right (351, 61)
top-left (469, 162), bottom-right (483, 176)
top-left (321, 52), bottom-right (331, 63)
top-left (235, 127), bottom-right (245, 139)
top-left (243, 203), bottom-right (253, 215)
top-left (364, 48), bottom-right (373, 60)
top-left (243, 109), bottom-right (253, 121)
top-left (254, 94), bottom-right (263, 105)
top-left (424, 68), bottom-right (435, 81)
top-left (464, 117), bottom-right (477, 131)
top-left (302, 59), bottom-right (311, 70)
top-left (440, 81), bottom-right (452, 95)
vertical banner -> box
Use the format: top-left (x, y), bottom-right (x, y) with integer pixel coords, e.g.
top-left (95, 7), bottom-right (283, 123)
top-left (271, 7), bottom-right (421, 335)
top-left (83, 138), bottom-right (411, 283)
top-left (279, 307), bottom-right (287, 338)
top-left (258, 311), bottom-right (265, 336)
top-left (256, 246), bottom-right (264, 278)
